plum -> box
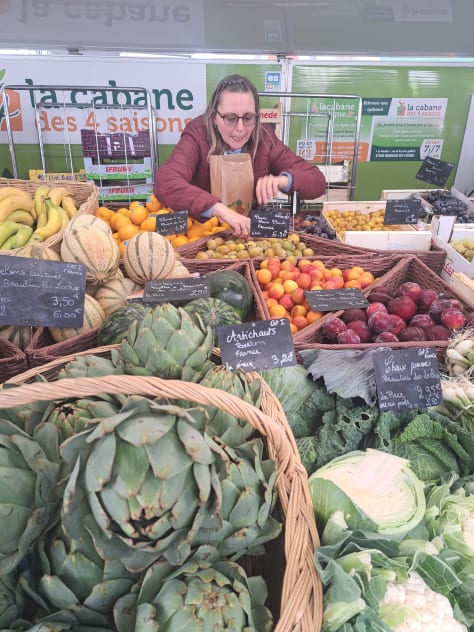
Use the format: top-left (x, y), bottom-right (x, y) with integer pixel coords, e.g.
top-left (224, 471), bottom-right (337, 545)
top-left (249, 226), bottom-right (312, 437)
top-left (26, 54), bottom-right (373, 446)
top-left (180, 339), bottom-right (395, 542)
top-left (398, 326), bottom-right (426, 342)
top-left (387, 295), bottom-right (417, 323)
top-left (429, 298), bottom-right (454, 323)
top-left (347, 320), bottom-right (371, 342)
top-left (387, 314), bottom-right (406, 336)
top-left (374, 331), bottom-right (400, 343)
top-left (368, 311), bottom-right (393, 334)
top-left (341, 308), bottom-right (368, 324)
top-left (410, 313), bottom-right (435, 329)
top-left (418, 288), bottom-right (438, 312)
top-left (337, 330), bottom-right (361, 344)
top-left (464, 312), bottom-right (474, 327)
top-left (398, 281), bottom-right (422, 304)
top-left (440, 308), bottom-right (466, 330)
top-left (424, 324), bottom-right (450, 341)
top-left (323, 317), bottom-right (347, 341)
top-left (366, 302), bottom-right (388, 317)
top-left (367, 287), bottom-right (393, 305)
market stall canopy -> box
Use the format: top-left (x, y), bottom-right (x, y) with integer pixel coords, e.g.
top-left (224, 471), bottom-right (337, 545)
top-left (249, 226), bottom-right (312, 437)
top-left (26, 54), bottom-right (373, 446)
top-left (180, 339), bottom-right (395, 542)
top-left (0, 0), bottom-right (473, 58)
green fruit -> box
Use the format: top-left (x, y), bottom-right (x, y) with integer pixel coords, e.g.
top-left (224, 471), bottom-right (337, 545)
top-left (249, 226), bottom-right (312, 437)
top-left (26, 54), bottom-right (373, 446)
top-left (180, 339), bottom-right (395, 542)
top-left (97, 302), bottom-right (148, 345)
top-left (204, 269), bottom-right (254, 320)
top-left (184, 297), bottom-right (242, 346)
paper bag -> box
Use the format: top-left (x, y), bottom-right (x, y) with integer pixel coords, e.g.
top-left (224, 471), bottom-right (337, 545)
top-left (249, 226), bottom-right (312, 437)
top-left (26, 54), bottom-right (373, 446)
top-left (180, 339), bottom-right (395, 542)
top-left (210, 153), bottom-right (254, 215)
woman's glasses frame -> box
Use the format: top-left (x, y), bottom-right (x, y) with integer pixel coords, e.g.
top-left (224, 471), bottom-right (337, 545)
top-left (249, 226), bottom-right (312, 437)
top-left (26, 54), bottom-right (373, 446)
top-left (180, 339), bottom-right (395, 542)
top-left (216, 112), bottom-right (258, 128)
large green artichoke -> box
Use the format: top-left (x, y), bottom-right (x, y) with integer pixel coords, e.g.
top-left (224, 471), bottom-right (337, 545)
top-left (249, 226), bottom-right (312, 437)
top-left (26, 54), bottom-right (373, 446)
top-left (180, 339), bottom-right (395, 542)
top-left (113, 559), bottom-right (273, 631)
top-left (113, 303), bottom-right (214, 380)
top-left (0, 570), bottom-right (24, 629)
top-left (0, 419), bottom-right (60, 575)
top-left (60, 397), bottom-right (223, 572)
top-left (20, 520), bottom-right (137, 628)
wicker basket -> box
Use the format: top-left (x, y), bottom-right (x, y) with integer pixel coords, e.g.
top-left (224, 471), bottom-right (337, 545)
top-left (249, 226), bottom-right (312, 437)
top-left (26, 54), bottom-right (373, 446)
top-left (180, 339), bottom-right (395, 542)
top-left (24, 326), bottom-right (100, 369)
top-left (293, 255), bottom-right (474, 362)
top-left (0, 337), bottom-right (29, 383)
top-left (1, 357), bottom-right (322, 632)
top-left (0, 178), bottom-right (99, 254)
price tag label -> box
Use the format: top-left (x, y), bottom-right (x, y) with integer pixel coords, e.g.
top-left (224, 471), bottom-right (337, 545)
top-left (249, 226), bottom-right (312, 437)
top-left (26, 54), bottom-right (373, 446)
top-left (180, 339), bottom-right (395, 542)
top-left (384, 198), bottom-right (422, 225)
top-left (218, 318), bottom-right (296, 371)
top-left (305, 288), bottom-right (369, 311)
top-left (373, 347), bottom-right (442, 412)
top-left (155, 210), bottom-right (188, 236)
top-left (143, 277), bottom-right (209, 303)
top-left (250, 208), bottom-right (290, 238)
top-left (420, 139), bottom-right (443, 160)
top-left (416, 156), bottom-right (454, 188)
top-left (0, 255), bottom-right (86, 327)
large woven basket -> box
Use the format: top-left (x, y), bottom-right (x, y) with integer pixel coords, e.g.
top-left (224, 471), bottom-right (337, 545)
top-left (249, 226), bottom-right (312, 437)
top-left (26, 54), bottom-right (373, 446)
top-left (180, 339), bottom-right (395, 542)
top-left (24, 326), bottom-right (100, 369)
top-left (0, 178), bottom-right (99, 254)
top-left (293, 255), bottom-right (474, 362)
top-left (1, 355), bottom-right (322, 632)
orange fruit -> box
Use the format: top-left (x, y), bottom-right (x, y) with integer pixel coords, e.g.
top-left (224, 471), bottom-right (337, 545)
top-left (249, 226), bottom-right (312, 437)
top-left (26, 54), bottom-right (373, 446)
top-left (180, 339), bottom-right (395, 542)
top-left (141, 216), bottom-right (156, 232)
top-left (130, 204), bottom-right (148, 226)
top-left (268, 304), bottom-right (289, 319)
top-left (255, 268), bottom-right (272, 286)
top-left (117, 207), bottom-right (131, 216)
top-left (110, 213), bottom-right (132, 231)
top-left (306, 310), bottom-right (323, 324)
top-left (118, 223), bottom-right (140, 241)
top-left (171, 235), bottom-right (189, 248)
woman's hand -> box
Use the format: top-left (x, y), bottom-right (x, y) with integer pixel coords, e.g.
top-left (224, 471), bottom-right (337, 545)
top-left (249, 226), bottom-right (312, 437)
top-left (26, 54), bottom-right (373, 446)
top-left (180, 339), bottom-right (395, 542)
top-left (212, 202), bottom-right (251, 238)
top-left (255, 174), bottom-right (290, 205)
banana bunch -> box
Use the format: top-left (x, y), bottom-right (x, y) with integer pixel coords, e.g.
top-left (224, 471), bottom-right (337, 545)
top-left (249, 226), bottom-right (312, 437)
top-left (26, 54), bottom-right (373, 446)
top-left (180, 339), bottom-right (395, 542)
top-left (0, 184), bottom-right (79, 250)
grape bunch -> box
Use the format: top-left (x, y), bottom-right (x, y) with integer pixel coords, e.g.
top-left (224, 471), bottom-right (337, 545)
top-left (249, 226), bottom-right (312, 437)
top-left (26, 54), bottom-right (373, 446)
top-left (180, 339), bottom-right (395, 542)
top-left (292, 213), bottom-right (337, 239)
top-left (421, 190), bottom-right (474, 222)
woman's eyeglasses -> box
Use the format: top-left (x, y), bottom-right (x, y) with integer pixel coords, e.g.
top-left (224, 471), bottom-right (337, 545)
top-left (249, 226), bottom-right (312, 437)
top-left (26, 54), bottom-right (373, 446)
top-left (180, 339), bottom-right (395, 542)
top-left (217, 112), bottom-right (258, 128)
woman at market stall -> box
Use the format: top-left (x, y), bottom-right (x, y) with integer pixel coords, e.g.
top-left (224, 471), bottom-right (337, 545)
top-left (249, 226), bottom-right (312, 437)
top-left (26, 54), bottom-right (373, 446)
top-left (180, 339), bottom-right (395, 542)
top-left (154, 74), bottom-right (327, 237)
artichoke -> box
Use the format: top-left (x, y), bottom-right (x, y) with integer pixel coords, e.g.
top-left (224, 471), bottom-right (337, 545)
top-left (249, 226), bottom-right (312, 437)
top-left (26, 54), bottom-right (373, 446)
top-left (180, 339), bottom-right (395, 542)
top-left (57, 353), bottom-right (124, 380)
top-left (0, 419), bottom-right (60, 575)
top-left (113, 303), bottom-right (214, 381)
top-left (113, 559), bottom-right (273, 631)
top-left (19, 520), bottom-right (137, 628)
top-left (60, 397), bottom-right (224, 571)
top-left (0, 570), bottom-right (25, 629)
top-left (196, 365), bottom-right (262, 447)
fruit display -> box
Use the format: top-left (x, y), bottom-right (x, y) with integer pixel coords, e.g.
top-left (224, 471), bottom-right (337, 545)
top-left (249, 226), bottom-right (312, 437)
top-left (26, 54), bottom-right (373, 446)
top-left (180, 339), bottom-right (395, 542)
top-left (254, 256), bottom-right (376, 333)
top-left (194, 232), bottom-right (314, 259)
top-left (0, 184), bottom-right (80, 250)
top-left (323, 207), bottom-right (400, 238)
top-left (420, 189), bottom-right (474, 222)
top-left (320, 280), bottom-right (473, 344)
top-left (450, 237), bottom-right (474, 261)
top-left (94, 195), bottom-right (228, 256)
top-left (293, 211), bottom-right (337, 239)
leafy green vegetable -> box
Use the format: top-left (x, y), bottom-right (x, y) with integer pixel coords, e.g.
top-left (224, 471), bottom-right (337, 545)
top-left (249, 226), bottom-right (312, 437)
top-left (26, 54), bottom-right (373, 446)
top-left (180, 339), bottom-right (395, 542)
top-left (295, 436), bottom-right (319, 475)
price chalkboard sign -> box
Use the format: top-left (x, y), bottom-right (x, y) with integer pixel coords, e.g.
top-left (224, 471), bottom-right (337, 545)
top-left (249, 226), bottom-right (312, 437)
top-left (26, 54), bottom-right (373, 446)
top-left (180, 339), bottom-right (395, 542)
top-left (305, 288), bottom-right (369, 311)
top-left (250, 208), bottom-right (290, 238)
top-left (155, 210), bottom-right (188, 236)
top-left (384, 198), bottom-right (421, 225)
top-left (0, 255), bottom-right (86, 328)
top-left (373, 347), bottom-right (442, 412)
top-left (143, 277), bottom-right (209, 303)
top-left (416, 156), bottom-right (454, 188)
top-left (218, 317), bottom-right (296, 371)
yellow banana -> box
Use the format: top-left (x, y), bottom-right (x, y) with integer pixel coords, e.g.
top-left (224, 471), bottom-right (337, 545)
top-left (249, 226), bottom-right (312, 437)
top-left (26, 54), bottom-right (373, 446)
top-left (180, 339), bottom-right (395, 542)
top-left (48, 186), bottom-right (70, 207)
top-left (0, 187), bottom-right (33, 207)
top-left (0, 235), bottom-right (18, 251)
top-left (6, 209), bottom-right (35, 227)
top-left (0, 193), bottom-right (34, 222)
top-left (34, 185), bottom-right (50, 219)
top-left (0, 221), bottom-right (20, 249)
top-left (60, 195), bottom-right (78, 218)
top-left (11, 225), bottom-right (33, 249)
top-left (57, 205), bottom-right (70, 230)
top-left (32, 200), bottom-right (63, 241)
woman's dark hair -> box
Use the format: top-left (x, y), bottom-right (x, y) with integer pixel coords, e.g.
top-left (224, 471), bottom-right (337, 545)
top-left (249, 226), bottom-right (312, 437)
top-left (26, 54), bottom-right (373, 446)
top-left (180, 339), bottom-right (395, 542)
top-left (204, 74), bottom-right (261, 160)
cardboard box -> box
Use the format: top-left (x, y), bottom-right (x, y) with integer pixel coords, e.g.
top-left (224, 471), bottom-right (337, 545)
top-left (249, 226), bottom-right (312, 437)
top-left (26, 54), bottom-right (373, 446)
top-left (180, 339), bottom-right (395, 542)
top-left (322, 200), bottom-right (432, 251)
top-left (97, 183), bottom-right (153, 202)
top-left (430, 216), bottom-right (474, 282)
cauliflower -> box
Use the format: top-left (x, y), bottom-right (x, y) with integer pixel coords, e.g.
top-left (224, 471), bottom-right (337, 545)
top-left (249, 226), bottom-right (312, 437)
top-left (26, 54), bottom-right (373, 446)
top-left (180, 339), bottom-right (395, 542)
top-left (379, 571), bottom-right (467, 632)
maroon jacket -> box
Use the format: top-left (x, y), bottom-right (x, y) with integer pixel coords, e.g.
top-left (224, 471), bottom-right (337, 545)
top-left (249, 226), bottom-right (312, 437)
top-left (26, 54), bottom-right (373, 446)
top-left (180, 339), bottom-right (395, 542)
top-left (154, 115), bottom-right (327, 220)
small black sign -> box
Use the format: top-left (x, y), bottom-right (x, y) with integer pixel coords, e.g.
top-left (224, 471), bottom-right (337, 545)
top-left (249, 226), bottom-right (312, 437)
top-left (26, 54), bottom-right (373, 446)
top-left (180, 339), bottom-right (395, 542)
top-left (373, 347), bottom-right (442, 412)
top-left (155, 210), bottom-right (188, 236)
top-left (384, 198), bottom-right (422, 225)
top-left (416, 157), bottom-right (454, 188)
top-left (250, 208), bottom-right (290, 238)
top-left (0, 255), bottom-right (86, 327)
top-left (305, 288), bottom-right (369, 311)
top-left (143, 277), bottom-right (209, 303)
top-left (218, 318), bottom-right (296, 371)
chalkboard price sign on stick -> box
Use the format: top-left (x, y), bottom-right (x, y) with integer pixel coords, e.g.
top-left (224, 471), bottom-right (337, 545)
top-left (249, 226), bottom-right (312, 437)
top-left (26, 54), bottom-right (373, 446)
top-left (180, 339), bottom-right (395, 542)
top-left (415, 156), bottom-right (454, 188)
top-left (384, 198), bottom-right (422, 225)
top-left (218, 317), bottom-right (296, 371)
top-left (0, 255), bottom-right (86, 327)
top-left (305, 288), bottom-right (369, 311)
top-left (373, 347), bottom-right (442, 412)
top-left (143, 277), bottom-right (209, 303)
top-left (155, 210), bottom-right (188, 236)
top-left (250, 208), bottom-right (290, 238)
